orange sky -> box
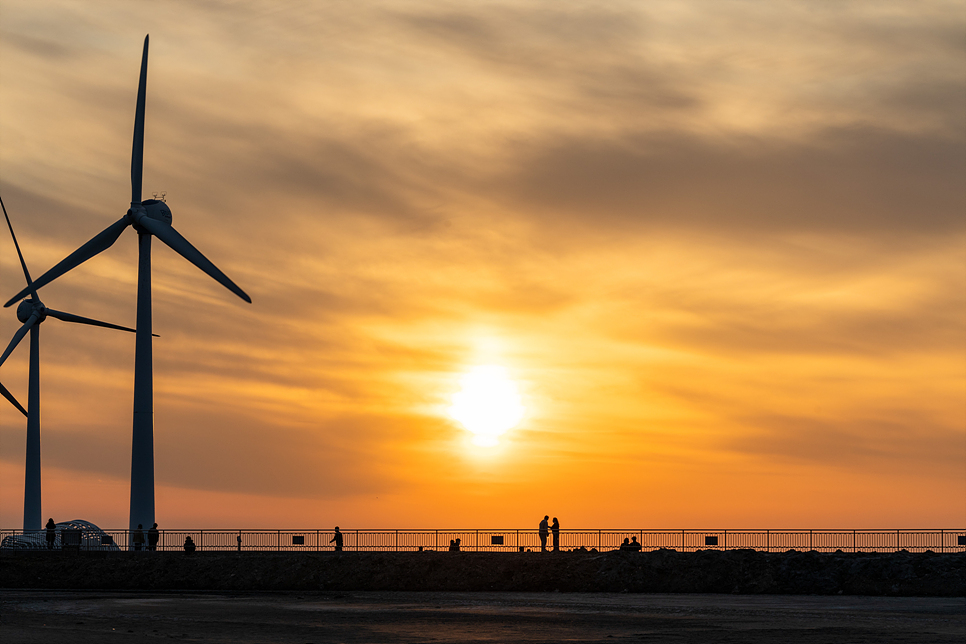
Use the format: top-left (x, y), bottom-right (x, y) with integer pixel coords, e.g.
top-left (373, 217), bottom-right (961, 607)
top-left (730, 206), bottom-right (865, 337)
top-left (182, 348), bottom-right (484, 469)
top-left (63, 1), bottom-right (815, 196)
top-left (1, 1), bottom-right (964, 529)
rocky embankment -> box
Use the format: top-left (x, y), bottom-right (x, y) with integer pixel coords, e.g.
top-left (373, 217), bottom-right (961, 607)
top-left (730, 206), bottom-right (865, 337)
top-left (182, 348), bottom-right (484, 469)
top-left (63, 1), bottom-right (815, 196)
top-left (2, 549), bottom-right (963, 596)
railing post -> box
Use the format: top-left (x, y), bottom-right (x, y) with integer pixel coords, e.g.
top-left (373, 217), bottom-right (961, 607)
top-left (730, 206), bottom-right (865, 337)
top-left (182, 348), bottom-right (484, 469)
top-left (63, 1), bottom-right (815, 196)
top-left (766, 530), bottom-right (769, 553)
top-left (395, 529), bottom-right (398, 552)
top-left (476, 529), bottom-right (479, 552)
top-left (201, 530), bottom-right (204, 552)
top-left (598, 529), bottom-right (601, 551)
top-left (809, 529), bottom-right (812, 551)
top-left (941, 529), bottom-right (944, 553)
top-left (317, 530), bottom-right (319, 552)
top-left (435, 529), bottom-right (438, 551)
top-left (724, 530), bottom-right (727, 551)
top-left (516, 529), bottom-right (519, 551)
top-left (896, 529), bottom-right (899, 552)
top-left (682, 530), bottom-right (685, 552)
top-left (853, 529), bottom-right (856, 553)
top-left (356, 529), bottom-right (359, 552)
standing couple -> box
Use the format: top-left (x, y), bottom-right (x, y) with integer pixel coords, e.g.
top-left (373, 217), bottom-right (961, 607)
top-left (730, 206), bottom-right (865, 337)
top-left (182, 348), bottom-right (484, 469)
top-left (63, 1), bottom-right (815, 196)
top-left (131, 523), bottom-right (160, 551)
top-left (538, 515), bottom-right (560, 552)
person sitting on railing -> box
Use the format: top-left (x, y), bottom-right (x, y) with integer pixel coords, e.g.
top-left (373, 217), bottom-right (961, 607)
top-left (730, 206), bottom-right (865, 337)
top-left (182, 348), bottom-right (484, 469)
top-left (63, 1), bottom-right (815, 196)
top-left (183, 536), bottom-right (196, 553)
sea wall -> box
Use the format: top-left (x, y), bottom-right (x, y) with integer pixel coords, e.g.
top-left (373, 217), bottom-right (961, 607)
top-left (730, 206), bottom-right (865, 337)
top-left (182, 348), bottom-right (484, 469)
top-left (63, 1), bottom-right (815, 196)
top-left (2, 549), bottom-right (963, 596)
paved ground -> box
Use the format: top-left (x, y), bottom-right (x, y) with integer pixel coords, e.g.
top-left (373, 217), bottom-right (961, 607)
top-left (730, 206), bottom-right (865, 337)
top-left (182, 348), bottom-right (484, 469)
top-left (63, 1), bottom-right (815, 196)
top-left (2, 590), bottom-right (964, 643)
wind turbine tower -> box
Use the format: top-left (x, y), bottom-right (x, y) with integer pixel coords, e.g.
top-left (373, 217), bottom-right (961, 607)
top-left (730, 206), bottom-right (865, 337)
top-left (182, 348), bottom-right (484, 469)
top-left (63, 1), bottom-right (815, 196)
top-left (4, 36), bottom-right (251, 534)
top-left (1, 196), bottom-right (138, 530)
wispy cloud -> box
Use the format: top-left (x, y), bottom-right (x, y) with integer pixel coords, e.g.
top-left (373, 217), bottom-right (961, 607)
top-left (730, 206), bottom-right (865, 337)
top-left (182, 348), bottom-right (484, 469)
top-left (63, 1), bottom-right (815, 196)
top-left (1, 0), bottom-right (962, 528)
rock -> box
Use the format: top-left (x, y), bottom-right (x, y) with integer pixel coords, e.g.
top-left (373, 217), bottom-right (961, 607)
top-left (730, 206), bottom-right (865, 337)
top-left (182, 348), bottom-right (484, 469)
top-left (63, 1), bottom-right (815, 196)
top-left (0, 550), bottom-right (962, 595)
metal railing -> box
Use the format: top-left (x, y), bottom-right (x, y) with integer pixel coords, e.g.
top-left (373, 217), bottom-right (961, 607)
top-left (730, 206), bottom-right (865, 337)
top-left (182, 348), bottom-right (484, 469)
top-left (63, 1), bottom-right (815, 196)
top-left (2, 528), bottom-right (964, 553)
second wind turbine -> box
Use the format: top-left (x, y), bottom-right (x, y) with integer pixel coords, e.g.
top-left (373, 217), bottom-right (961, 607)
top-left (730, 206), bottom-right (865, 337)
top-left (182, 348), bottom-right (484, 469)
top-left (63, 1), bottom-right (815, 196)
top-left (5, 35), bottom-right (252, 535)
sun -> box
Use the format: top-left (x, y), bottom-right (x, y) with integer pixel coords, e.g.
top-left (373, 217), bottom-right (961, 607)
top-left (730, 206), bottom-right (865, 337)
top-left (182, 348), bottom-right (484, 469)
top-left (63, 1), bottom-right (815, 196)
top-left (449, 365), bottom-right (525, 446)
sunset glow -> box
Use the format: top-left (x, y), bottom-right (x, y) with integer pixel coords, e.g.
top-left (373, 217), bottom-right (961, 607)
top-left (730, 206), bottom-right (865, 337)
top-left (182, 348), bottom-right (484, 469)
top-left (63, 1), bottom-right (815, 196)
top-left (0, 1), bottom-right (962, 530)
top-left (449, 365), bottom-right (525, 446)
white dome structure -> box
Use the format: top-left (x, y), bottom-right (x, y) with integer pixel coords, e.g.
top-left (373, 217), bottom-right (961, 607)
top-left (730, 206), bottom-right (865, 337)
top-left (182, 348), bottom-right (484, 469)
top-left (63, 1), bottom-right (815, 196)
top-left (0, 519), bottom-right (119, 551)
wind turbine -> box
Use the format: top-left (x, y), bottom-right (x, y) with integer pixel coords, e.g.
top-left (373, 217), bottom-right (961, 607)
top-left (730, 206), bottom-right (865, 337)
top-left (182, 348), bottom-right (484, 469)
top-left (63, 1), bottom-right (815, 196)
top-left (4, 35), bottom-right (251, 535)
top-left (1, 195), bottom-right (139, 531)
top-left (0, 382), bottom-right (27, 417)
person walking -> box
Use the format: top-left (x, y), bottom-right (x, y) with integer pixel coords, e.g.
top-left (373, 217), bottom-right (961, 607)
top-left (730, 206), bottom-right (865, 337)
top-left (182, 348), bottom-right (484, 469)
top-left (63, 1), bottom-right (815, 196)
top-left (132, 524), bottom-right (145, 551)
top-left (538, 515), bottom-right (549, 552)
top-left (330, 526), bottom-right (344, 552)
top-left (45, 518), bottom-right (56, 550)
top-left (551, 517), bottom-right (560, 552)
top-left (147, 523), bottom-right (160, 551)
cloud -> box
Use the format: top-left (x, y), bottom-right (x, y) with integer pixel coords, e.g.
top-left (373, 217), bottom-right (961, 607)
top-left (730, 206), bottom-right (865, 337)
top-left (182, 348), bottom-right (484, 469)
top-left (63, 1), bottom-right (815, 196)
top-left (1, 31), bottom-right (74, 60)
top-left (487, 127), bottom-right (965, 237)
top-left (0, 407), bottom-right (433, 499)
top-left (725, 413), bottom-right (965, 475)
top-left (1, 0), bottom-right (963, 527)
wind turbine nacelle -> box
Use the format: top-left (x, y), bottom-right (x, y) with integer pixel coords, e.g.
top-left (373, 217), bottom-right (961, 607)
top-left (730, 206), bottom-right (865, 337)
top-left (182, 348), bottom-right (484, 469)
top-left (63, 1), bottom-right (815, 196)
top-left (17, 299), bottom-right (45, 324)
top-left (140, 199), bottom-right (172, 224)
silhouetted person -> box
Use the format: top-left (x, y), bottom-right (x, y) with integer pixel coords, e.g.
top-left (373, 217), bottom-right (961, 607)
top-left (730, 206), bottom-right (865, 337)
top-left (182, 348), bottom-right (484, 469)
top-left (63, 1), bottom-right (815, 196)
top-left (551, 517), bottom-right (560, 552)
top-left (183, 536), bottom-right (196, 553)
top-left (132, 524), bottom-right (145, 551)
top-left (449, 539), bottom-right (456, 551)
top-left (538, 516), bottom-right (549, 552)
top-left (454, 538), bottom-right (461, 552)
top-left (237, 535), bottom-right (242, 552)
top-left (147, 523), bottom-right (159, 551)
top-left (628, 536), bottom-right (642, 552)
top-left (45, 518), bottom-right (56, 550)
top-left (619, 537), bottom-right (630, 551)
top-left (330, 526), bottom-right (343, 552)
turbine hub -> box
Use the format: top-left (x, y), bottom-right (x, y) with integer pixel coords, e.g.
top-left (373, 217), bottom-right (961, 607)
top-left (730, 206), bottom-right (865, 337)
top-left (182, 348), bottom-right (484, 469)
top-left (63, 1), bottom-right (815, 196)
top-left (130, 199), bottom-right (172, 234)
top-left (141, 199), bottom-right (172, 224)
top-left (16, 299), bottom-right (46, 324)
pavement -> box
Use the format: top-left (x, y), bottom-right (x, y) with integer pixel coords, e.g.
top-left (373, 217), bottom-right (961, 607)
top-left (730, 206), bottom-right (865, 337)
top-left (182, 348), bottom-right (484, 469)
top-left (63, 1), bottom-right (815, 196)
top-left (2, 589), bottom-right (964, 643)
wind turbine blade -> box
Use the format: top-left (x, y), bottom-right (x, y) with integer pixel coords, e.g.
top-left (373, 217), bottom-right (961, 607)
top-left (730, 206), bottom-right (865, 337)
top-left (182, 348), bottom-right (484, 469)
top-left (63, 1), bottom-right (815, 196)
top-left (0, 195), bottom-right (38, 301)
top-left (3, 216), bottom-right (129, 308)
top-left (132, 35), bottom-right (149, 204)
top-left (0, 381), bottom-right (27, 417)
top-left (138, 217), bottom-right (252, 303)
top-left (0, 313), bottom-right (39, 368)
top-left (46, 309), bottom-right (138, 334)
